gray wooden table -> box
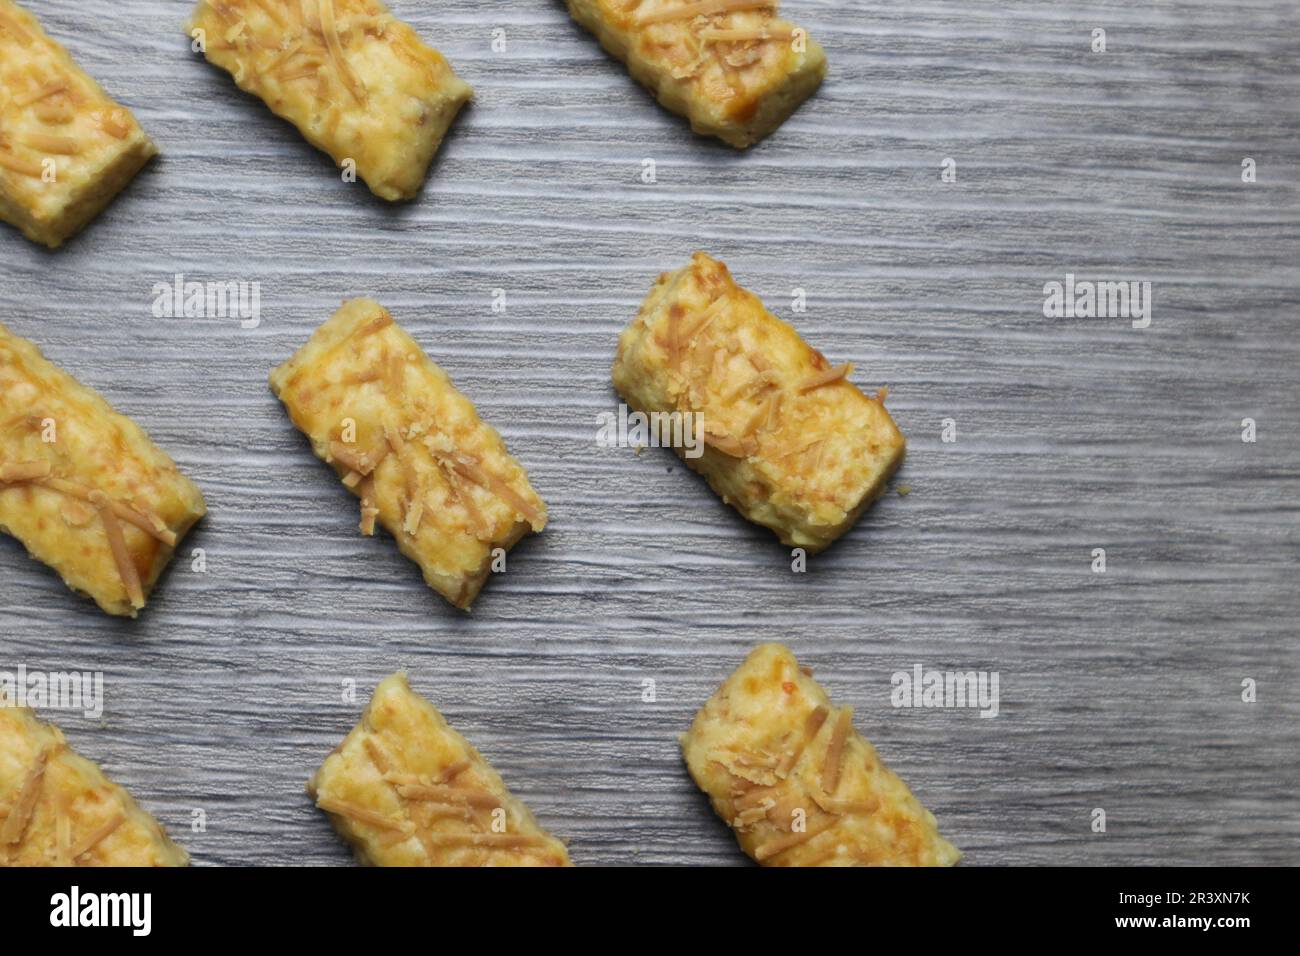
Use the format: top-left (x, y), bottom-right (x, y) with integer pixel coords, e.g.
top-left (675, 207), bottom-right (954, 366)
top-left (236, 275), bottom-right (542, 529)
top-left (1, 0), bottom-right (1297, 866)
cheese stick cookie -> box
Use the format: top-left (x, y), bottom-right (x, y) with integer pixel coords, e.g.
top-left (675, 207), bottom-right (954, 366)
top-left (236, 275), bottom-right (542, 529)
top-left (0, 0), bottom-right (157, 248)
top-left (307, 673), bottom-right (572, 866)
top-left (682, 644), bottom-right (960, 866)
top-left (269, 300), bottom-right (546, 610)
top-left (0, 707), bottom-right (188, 866)
top-left (186, 0), bottom-right (472, 201)
top-left (0, 323), bottom-right (206, 617)
top-left (567, 0), bottom-right (826, 147)
top-left (612, 252), bottom-right (904, 554)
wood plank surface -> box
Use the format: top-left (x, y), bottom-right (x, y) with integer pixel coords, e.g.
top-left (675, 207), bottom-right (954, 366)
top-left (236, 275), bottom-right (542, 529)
top-left (0, 0), bottom-right (1297, 865)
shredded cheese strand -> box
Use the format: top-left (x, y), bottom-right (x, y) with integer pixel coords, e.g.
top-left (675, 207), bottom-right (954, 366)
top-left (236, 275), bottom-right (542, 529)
top-left (391, 782), bottom-right (502, 809)
top-left (40, 477), bottom-right (176, 546)
top-left (0, 459), bottom-right (51, 482)
top-left (440, 453), bottom-right (545, 530)
top-left (820, 706), bottom-right (852, 795)
top-left (14, 80), bottom-right (69, 108)
top-left (261, 38), bottom-right (304, 77)
top-left (752, 815), bottom-right (837, 861)
top-left (0, 748), bottom-right (47, 845)
top-left (635, 0), bottom-right (777, 27)
top-left (0, 151), bottom-right (46, 178)
top-left (319, 0), bottom-right (368, 105)
top-left (89, 490), bottom-right (146, 609)
top-left (70, 810), bottom-right (126, 859)
top-left (19, 133), bottom-right (79, 155)
top-left (362, 736), bottom-right (394, 774)
top-left (796, 362), bottom-right (852, 393)
top-left (357, 476), bottom-right (378, 535)
top-left (316, 796), bottom-right (412, 833)
top-left (774, 704), bottom-right (828, 776)
top-left (813, 792), bottom-right (881, 816)
top-left (703, 428), bottom-right (754, 458)
top-left (329, 439), bottom-right (386, 475)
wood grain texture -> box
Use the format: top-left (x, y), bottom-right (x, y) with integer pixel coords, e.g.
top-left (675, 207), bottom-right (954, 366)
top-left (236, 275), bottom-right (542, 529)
top-left (0, 0), bottom-right (1297, 866)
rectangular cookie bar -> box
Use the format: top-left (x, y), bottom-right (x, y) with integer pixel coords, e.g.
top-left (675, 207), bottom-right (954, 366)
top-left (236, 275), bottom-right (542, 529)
top-left (0, 707), bottom-right (188, 866)
top-left (612, 252), bottom-right (904, 554)
top-left (0, 322), bottom-right (206, 617)
top-left (0, 0), bottom-right (157, 248)
top-left (186, 0), bottom-right (472, 201)
top-left (269, 299), bottom-right (546, 610)
top-left (681, 643), bottom-right (961, 866)
top-left (567, 0), bottom-right (826, 147)
top-left (307, 673), bottom-right (572, 866)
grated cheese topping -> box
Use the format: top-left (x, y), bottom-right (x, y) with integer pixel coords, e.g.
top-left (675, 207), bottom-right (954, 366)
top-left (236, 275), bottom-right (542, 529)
top-left (89, 489), bottom-right (146, 610)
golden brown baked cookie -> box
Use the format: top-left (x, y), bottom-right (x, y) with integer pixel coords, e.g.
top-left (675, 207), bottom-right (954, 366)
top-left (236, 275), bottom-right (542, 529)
top-left (682, 643), bottom-right (960, 866)
top-left (308, 673), bottom-right (572, 866)
top-left (613, 252), bottom-right (904, 554)
top-left (567, 0), bottom-right (826, 147)
top-left (270, 299), bottom-right (546, 610)
top-left (0, 0), bottom-right (157, 247)
top-left (0, 323), bottom-right (206, 616)
top-left (0, 707), bottom-right (188, 867)
top-left (187, 0), bottom-right (472, 200)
